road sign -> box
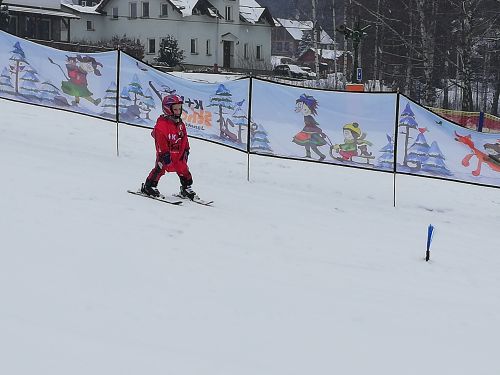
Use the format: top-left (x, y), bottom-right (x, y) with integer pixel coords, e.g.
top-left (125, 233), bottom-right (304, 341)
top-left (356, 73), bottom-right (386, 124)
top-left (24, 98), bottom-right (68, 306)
top-left (356, 67), bottom-right (362, 82)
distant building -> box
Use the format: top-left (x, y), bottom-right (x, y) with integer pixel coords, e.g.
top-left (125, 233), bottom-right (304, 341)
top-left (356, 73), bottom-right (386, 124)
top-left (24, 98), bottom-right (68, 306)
top-left (297, 47), bottom-right (348, 74)
top-left (62, 0), bottom-right (275, 70)
top-left (272, 18), bottom-right (335, 59)
top-left (4, 0), bottom-right (79, 41)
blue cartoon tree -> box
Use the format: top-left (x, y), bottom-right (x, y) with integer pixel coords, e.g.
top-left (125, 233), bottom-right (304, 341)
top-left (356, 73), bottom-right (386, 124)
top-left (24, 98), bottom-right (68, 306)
top-left (100, 81), bottom-right (117, 119)
top-left (421, 141), bottom-right (452, 176)
top-left (232, 99), bottom-right (248, 143)
top-left (141, 88), bottom-right (156, 120)
top-left (398, 102), bottom-right (419, 167)
top-left (8, 41), bottom-right (28, 94)
top-left (39, 81), bottom-right (60, 102)
top-left (377, 134), bottom-right (394, 169)
top-left (250, 122), bottom-right (272, 153)
top-left (19, 65), bottom-right (41, 100)
top-left (407, 131), bottom-right (430, 169)
top-left (208, 84), bottom-right (238, 142)
top-left (128, 73), bottom-right (144, 106)
top-left (0, 67), bottom-right (14, 94)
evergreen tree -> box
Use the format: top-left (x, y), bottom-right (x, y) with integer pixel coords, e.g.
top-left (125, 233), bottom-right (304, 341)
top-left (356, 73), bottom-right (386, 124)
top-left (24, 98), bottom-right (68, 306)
top-left (421, 141), bottom-right (452, 176)
top-left (155, 35), bottom-right (185, 67)
top-left (232, 100), bottom-right (248, 143)
top-left (398, 102), bottom-right (419, 167)
top-left (297, 29), bottom-right (314, 59)
top-left (8, 41), bottom-right (28, 94)
top-left (377, 134), bottom-right (394, 169)
top-left (208, 84), bottom-right (236, 141)
top-left (141, 88), bottom-right (156, 120)
top-left (39, 81), bottom-right (60, 102)
top-left (0, 67), bottom-right (14, 94)
top-left (128, 74), bottom-right (144, 105)
top-left (19, 65), bottom-right (40, 100)
top-left (119, 87), bottom-right (132, 114)
top-left (100, 82), bottom-right (118, 118)
top-left (407, 131), bottom-right (430, 169)
top-left (250, 122), bottom-right (272, 153)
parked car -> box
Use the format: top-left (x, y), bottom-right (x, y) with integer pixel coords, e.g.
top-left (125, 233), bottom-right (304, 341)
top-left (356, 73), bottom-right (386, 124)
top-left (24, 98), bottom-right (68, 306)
top-left (271, 55), bottom-right (295, 68)
top-left (300, 66), bottom-right (317, 79)
top-left (273, 64), bottom-right (309, 79)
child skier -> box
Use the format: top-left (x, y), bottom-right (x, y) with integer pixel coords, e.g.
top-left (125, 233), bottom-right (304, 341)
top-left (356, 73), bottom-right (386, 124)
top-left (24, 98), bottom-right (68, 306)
top-left (141, 94), bottom-right (197, 200)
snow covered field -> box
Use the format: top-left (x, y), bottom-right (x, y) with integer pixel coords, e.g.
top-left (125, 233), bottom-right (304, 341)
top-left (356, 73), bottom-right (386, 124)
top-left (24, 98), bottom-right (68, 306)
top-left (1, 98), bottom-right (500, 375)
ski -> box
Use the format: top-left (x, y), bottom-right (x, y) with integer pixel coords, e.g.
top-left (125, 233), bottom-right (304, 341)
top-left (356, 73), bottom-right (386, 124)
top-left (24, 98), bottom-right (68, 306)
top-left (173, 194), bottom-right (214, 206)
top-left (128, 190), bottom-right (183, 205)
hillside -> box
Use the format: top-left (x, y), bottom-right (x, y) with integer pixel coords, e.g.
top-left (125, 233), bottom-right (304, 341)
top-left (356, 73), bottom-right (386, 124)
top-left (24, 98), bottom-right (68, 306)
top-left (1, 97), bottom-right (500, 375)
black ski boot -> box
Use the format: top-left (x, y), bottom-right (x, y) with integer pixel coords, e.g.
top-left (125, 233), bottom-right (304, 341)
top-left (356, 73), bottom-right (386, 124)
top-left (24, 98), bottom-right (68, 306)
top-left (179, 185), bottom-right (197, 200)
top-left (141, 180), bottom-right (160, 197)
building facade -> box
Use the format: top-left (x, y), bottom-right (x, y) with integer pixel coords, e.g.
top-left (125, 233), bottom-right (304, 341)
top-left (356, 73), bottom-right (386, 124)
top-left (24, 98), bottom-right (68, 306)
top-left (4, 0), bottom-right (79, 41)
top-left (63, 0), bottom-right (275, 70)
top-left (272, 18), bottom-right (335, 59)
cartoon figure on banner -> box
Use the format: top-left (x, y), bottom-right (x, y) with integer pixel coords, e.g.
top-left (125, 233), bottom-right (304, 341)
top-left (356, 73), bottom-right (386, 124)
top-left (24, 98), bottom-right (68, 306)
top-left (48, 55), bottom-right (102, 106)
top-left (208, 84), bottom-right (240, 143)
top-left (455, 132), bottom-right (500, 176)
top-left (333, 122), bottom-right (374, 164)
top-left (293, 93), bottom-right (335, 161)
top-left (484, 141), bottom-right (500, 165)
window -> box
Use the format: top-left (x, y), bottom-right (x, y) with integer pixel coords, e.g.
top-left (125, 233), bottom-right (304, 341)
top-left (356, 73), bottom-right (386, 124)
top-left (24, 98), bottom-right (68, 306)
top-left (9, 16), bottom-right (18, 35)
top-left (256, 45), bottom-right (262, 60)
top-left (86, 20), bottom-right (94, 30)
top-left (129, 2), bottom-right (137, 19)
top-left (276, 42), bottom-right (282, 51)
top-left (112, 7), bottom-right (119, 19)
top-left (284, 42), bottom-right (290, 51)
top-left (39, 19), bottom-right (51, 40)
top-left (225, 6), bottom-right (232, 21)
top-left (206, 39), bottom-right (211, 55)
top-left (244, 43), bottom-right (249, 59)
top-left (142, 2), bottom-right (149, 18)
top-left (160, 3), bottom-right (168, 17)
top-left (147, 38), bottom-right (156, 54)
top-left (81, 0), bottom-right (87, 6)
top-left (190, 38), bottom-right (198, 54)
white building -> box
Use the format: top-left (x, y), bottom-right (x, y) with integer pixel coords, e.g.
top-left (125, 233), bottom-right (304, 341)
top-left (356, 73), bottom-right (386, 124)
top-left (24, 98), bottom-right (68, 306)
top-left (4, 0), bottom-right (79, 41)
top-left (61, 0), bottom-right (275, 70)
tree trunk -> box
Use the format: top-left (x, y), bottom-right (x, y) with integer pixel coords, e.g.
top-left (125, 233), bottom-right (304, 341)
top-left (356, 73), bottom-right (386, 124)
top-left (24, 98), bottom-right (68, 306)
top-left (415, 0), bottom-right (438, 107)
top-left (492, 71), bottom-right (500, 116)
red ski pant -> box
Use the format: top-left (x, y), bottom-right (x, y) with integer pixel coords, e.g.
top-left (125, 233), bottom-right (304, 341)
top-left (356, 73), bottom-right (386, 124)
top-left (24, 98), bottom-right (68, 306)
top-left (147, 157), bottom-right (193, 187)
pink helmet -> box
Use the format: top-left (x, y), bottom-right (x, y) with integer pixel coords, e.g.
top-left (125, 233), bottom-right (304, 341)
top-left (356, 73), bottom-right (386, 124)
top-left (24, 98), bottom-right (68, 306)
top-left (162, 94), bottom-right (183, 116)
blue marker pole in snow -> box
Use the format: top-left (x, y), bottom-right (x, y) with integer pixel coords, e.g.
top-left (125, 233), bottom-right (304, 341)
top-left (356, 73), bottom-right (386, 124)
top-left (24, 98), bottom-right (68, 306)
top-left (426, 224), bottom-right (435, 262)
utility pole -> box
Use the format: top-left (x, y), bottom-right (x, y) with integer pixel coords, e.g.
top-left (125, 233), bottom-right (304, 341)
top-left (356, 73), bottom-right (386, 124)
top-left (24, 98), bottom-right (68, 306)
top-left (332, 0), bottom-right (338, 88)
top-left (336, 16), bottom-right (370, 83)
top-left (312, 0), bottom-right (320, 79)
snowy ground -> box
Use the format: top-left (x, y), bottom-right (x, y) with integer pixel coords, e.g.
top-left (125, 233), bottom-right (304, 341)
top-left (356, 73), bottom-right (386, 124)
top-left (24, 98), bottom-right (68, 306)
top-left (1, 98), bottom-right (500, 375)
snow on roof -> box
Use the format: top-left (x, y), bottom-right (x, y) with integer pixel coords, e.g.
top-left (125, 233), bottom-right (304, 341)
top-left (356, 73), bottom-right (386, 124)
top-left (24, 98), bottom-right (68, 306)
top-left (60, 0), bottom-right (101, 14)
top-left (239, 0), bottom-right (266, 24)
top-left (310, 48), bottom-right (343, 60)
top-left (169, 0), bottom-right (199, 17)
top-left (276, 18), bottom-right (334, 45)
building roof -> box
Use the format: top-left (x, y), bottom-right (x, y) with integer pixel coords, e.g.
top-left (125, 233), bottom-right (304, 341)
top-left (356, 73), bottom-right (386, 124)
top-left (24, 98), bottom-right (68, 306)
top-left (91, 0), bottom-right (272, 23)
top-left (8, 4), bottom-right (80, 18)
top-left (275, 18), bottom-right (334, 45)
top-left (61, 0), bottom-right (100, 14)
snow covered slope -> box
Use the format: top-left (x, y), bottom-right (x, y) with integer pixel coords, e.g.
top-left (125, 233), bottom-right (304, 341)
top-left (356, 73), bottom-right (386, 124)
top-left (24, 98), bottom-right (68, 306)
top-left (1, 99), bottom-right (499, 375)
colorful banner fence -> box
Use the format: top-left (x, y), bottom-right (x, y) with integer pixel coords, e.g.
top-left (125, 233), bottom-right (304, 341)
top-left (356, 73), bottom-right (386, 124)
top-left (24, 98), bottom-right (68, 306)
top-left (1, 30), bottom-right (499, 189)
top-left (0, 30), bottom-right (118, 120)
top-left (428, 107), bottom-right (500, 133)
top-left (250, 79), bottom-right (398, 172)
top-left (397, 96), bottom-right (500, 187)
top-left (119, 53), bottom-right (250, 151)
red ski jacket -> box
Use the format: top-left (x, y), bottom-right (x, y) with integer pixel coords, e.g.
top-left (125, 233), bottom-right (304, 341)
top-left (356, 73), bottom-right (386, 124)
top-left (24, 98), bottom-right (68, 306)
top-left (151, 115), bottom-right (190, 173)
